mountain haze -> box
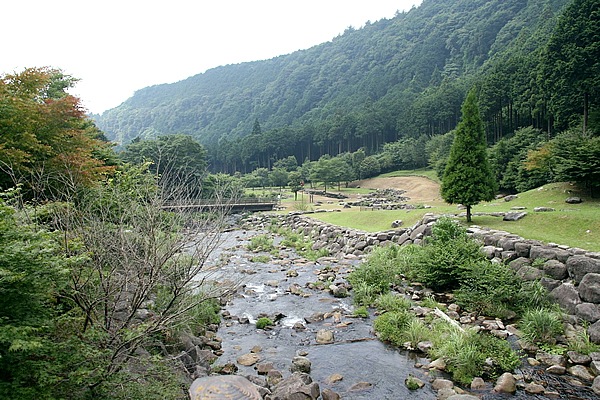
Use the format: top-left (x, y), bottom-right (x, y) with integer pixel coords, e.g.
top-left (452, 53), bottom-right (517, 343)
top-left (94, 0), bottom-right (570, 170)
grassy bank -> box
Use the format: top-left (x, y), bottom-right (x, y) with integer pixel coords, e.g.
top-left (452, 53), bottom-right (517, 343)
top-left (307, 180), bottom-right (600, 252)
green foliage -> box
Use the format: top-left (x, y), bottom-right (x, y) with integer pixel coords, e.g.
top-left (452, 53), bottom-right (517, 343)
top-left (519, 308), bottom-right (565, 345)
top-left (567, 324), bottom-right (600, 355)
top-left (247, 234), bottom-right (275, 252)
top-left (405, 375), bottom-right (423, 390)
top-left (353, 306), bottom-right (369, 318)
top-left (375, 293), bottom-right (412, 313)
top-left (415, 218), bottom-right (487, 291)
top-left (250, 254), bottom-right (271, 263)
top-left (430, 327), bottom-right (520, 385)
top-left (441, 89), bottom-right (497, 222)
top-left (96, 0), bottom-right (573, 177)
top-left (256, 317), bottom-right (274, 330)
top-left (373, 310), bottom-right (415, 346)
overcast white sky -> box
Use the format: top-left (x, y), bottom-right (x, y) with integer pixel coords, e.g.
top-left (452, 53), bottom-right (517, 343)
top-left (2, 1), bottom-right (421, 114)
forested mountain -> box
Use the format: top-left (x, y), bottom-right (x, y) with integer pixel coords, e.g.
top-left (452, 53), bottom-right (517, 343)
top-left (94, 0), bottom-right (575, 172)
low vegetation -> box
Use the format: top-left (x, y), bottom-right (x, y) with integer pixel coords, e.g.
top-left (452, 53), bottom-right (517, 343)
top-left (347, 217), bottom-right (590, 385)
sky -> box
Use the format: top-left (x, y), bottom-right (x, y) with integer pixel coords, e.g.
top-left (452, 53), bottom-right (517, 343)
top-left (2, 0), bottom-right (422, 114)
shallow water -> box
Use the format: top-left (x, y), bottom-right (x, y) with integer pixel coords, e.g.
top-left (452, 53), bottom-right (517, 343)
top-left (211, 229), bottom-right (437, 399)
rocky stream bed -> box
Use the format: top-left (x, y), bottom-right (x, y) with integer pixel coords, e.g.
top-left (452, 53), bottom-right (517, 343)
top-left (186, 225), bottom-right (600, 399)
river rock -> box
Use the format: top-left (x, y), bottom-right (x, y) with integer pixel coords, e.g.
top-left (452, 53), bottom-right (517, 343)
top-left (447, 395), bottom-right (480, 400)
top-left (189, 375), bottom-right (262, 400)
top-left (568, 365), bottom-right (595, 381)
top-left (567, 351), bottom-right (592, 365)
top-left (349, 381), bottom-right (373, 391)
top-left (549, 283), bottom-right (581, 314)
top-left (316, 329), bottom-right (334, 344)
top-left (290, 356), bottom-right (311, 374)
top-left (589, 320), bottom-right (600, 344)
top-left (566, 197), bottom-right (583, 204)
top-left (321, 388), bottom-right (341, 400)
top-left (437, 388), bottom-right (457, 399)
top-left (593, 376), bottom-right (600, 395)
top-left (270, 372), bottom-right (320, 400)
top-left (470, 377), bottom-right (486, 390)
top-left (266, 369), bottom-right (283, 387)
top-left (432, 378), bottom-right (454, 390)
top-left (546, 365), bottom-right (566, 375)
top-left (576, 303), bottom-right (600, 323)
top-left (494, 372), bottom-right (516, 393)
top-left (428, 358), bottom-right (446, 371)
top-left (524, 382), bottom-right (545, 394)
top-left (536, 351), bottom-right (567, 367)
top-left (237, 353), bottom-right (260, 366)
top-left (327, 373), bottom-right (343, 384)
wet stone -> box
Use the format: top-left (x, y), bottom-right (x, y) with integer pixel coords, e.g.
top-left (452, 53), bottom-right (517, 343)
top-left (567, 365), bottom-right (595, 381)
top-left (327, 373), bottom-right (343, 384)
top-left (349, 381), bottom-right (373, 391)
top-left (237, 353), bottom-right (260, 366)
top-left (524, 382), bottom-right (545, 394)
top-left (316, 329), bottom-right (335, 344)
top-left (567, 351), bottom-right (592, 365)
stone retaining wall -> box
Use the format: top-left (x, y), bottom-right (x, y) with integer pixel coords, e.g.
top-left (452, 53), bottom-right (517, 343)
top-left (246, 212), bottom-right (600, 343)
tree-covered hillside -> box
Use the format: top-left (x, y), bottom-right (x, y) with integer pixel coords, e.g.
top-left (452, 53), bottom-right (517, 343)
top-left (95, 0), bottom-right (578, 172)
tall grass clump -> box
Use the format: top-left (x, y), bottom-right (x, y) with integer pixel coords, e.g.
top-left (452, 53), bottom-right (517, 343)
top-left (247, 234), bottom-right (275, 252)
top-left (375, 293), bottom-right (412, 313)
top-left (373, 310), bottom-right (416, 346)
top-left (519, 308), bottom-right (565, 345)
top-left (429, 325), bottom-right (520, 385)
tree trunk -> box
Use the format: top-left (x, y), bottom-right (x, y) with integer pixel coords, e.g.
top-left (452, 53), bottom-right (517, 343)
top-left (466, 205), bottom-right (472, 223)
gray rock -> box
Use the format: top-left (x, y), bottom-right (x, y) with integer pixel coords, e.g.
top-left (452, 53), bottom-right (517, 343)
top-left (550, 283), bottom-right (581, 314)
top-left (567, 351), bottom-right (592, 365)
top-left (579, 273), bottom-right (600, 303)
top-left (470, 377), bottom-right (486, 390)
top-left (514, 242), bottom-right (531, 258)
top-left (566, 197), bottom-right (583, 204)
top-left (534, 207), bottom-right (555, 212)
top-left (432, 378), bottom-right (454, 390)
top-left (504, 195), bottom-right (518, 202)
top-left (270, 372), bottom-right (320, 400)
top-left (588, 320), bottom-right (600, 344)
top-left (540, 277), bottom-right (561, 292)
top-left (517, 265), bottom-right (543, 281)
top-left (503, 212), bottom-right (527, 221)
top-left (537, 351), bottom-right (567, 367)
top-left (508, 257), bottom-right (530, 271)
top-left (593, 376), bottom-right (600, 395)
top-left (567, 256), bottom-right (600, 284)
top-left (576, 303), bottom-right (600, 323)
top-left (189, 375), bottom-right (262, 400)
top-left (546, 365), bottom-right (566, 375)
top-left (447, 396), bottom-right (480, 400)
top-left (524, 382), bottom-right (545, 394)
top-left (543, 259), bottom-right (568, 280)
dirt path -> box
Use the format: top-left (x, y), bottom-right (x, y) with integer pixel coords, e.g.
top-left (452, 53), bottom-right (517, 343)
top-left (350, 176), bottom-right (442, 203)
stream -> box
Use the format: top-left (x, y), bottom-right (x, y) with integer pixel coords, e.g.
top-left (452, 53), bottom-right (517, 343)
top-left (207, 228), bottom-right (436, 399)
top-left (200, 227), bottom-right (598, 399)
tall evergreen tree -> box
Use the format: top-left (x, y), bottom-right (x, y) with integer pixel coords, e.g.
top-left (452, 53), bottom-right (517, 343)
top-left (441, 89), bottom-right (497, 222)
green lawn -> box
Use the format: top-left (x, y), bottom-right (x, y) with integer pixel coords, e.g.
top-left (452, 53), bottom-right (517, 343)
top-left (308, 180), bottom-right (600, 252)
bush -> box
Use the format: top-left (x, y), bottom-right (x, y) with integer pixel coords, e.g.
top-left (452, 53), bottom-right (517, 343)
top-left (353, 306), bottom-right (369, 318)
top-left (519, 308), bottom-right (564, 345)
top-left (414, 218), bottom-right (487, 291)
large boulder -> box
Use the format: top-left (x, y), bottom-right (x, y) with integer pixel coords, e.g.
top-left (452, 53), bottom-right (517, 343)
top-left (579, 273), bottom-right (600, 303)
top-left (567, 256), bottom-right (600, 284)
top-left (550, 283), bottom-right (581, 314)
top-left (544, 260), bottom-right (568, 280)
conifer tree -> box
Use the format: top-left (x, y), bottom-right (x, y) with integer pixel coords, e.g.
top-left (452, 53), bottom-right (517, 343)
top-left (441, 88), bottom-right (497, 222)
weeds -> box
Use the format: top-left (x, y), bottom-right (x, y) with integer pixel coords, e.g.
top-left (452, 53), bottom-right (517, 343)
top-left (519, 308), bottom-right (565, 345)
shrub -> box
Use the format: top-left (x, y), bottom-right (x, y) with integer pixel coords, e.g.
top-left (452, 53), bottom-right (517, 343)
top-left (454, 260), bottom-right (522, 318)
top-left (414, 218), bottom-right (487, 291)
top-left (519, 308), bottom-right (565, 345)
top-left (256, 317), bottom-right (274, 330)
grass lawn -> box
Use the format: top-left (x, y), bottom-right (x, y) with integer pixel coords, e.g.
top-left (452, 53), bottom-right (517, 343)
top-left (307, 180), bottom-right (600, 252)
